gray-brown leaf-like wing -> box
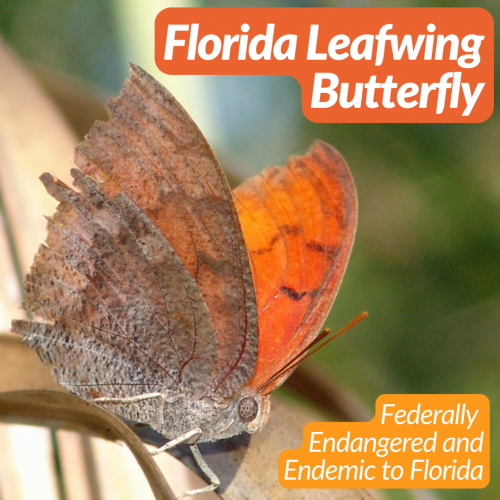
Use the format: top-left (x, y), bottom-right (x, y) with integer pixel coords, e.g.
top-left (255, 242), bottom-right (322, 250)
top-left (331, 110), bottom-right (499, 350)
top-left (12, 168), bottom-right (218, 401)
top-left (73, 65), bottom-right (258, 397)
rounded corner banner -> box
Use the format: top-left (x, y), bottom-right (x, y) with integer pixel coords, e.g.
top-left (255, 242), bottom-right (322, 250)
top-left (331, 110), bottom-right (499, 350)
top-left (279, 394), bottom-right (490, 489)
top-left (155, 7), bottom-right (493, 124)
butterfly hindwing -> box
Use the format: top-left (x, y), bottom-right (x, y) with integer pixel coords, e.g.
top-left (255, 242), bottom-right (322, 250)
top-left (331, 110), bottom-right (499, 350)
top-left (12, 168), bottom-right (219, 405)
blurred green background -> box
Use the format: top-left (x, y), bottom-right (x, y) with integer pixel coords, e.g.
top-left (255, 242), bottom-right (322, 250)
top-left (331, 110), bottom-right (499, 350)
top-left (0, 1), bottom-right (498, 500)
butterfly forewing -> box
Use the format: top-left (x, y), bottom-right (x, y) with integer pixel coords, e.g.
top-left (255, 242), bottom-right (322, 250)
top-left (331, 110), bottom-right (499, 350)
top-left (12, 65), bottom-right (259, 403)
top-left (74, 65), bottom-right (258, 397)
top-left (233, 141), bottom-right (357, 393)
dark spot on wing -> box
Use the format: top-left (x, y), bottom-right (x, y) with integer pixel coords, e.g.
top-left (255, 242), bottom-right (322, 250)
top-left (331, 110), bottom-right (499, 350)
top-left (306, 242), bottom-right (326, 252)
top-left (280, 285), bottom-right (307, 301)
top-left (251, 225), bottom-right (303, 256)
top-left (306, 242), bottom-right (340, 260)
top-left (282, 224), bottom-right (302, 236)
top-left (251, 233), bottom-right (280, 255)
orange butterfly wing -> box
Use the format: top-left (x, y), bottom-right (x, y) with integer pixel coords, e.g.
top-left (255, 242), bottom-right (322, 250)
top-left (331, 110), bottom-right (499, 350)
top-left (233, 141), bottom-right (357, 393)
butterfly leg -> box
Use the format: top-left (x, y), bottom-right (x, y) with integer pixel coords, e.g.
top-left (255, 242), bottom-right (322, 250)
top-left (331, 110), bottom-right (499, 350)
top-left (93, 392), bottom-right (164, 403)
top-left (175, 444), bottom-right (220, 499)
top-left (151, 429), bottom-right (219, 499)
top-left (150, 430), bottom-right (220, 498)
top-left (93, 396), bottom-right (219, 498)
top-left (150, 428), bottom-right (202, 455)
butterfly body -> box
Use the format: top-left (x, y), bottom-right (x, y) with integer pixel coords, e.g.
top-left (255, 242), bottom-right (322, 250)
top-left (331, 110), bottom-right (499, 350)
top-left (12, 65), bottom-right (357, 496)
top-left (160, 389), bottom-right (270, 442)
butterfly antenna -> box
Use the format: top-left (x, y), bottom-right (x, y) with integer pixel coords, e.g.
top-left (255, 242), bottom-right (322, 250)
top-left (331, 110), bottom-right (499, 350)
top-left (258, 311), bottom-right (368, 394)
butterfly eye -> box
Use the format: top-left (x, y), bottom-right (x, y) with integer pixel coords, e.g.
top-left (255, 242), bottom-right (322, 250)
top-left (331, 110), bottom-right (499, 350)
top-left (238, 396), bottom-right (259, 422)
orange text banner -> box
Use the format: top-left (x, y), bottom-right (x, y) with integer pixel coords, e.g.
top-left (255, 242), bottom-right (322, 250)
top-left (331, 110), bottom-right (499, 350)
top-left (279, 394), bottom-right (489, 488)
top-left (155, 8), bottom-right (493, 123)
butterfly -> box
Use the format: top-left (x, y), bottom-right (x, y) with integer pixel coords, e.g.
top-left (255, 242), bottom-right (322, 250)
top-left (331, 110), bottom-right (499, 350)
top-left (11, 65), bottom-right (358, 498)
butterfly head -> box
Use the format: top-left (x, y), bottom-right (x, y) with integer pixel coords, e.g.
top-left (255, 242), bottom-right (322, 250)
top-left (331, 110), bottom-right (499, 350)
top-left (236, 391), bottom-right (271, 435)
top-left (201, 389), bottom-right (271, 442)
